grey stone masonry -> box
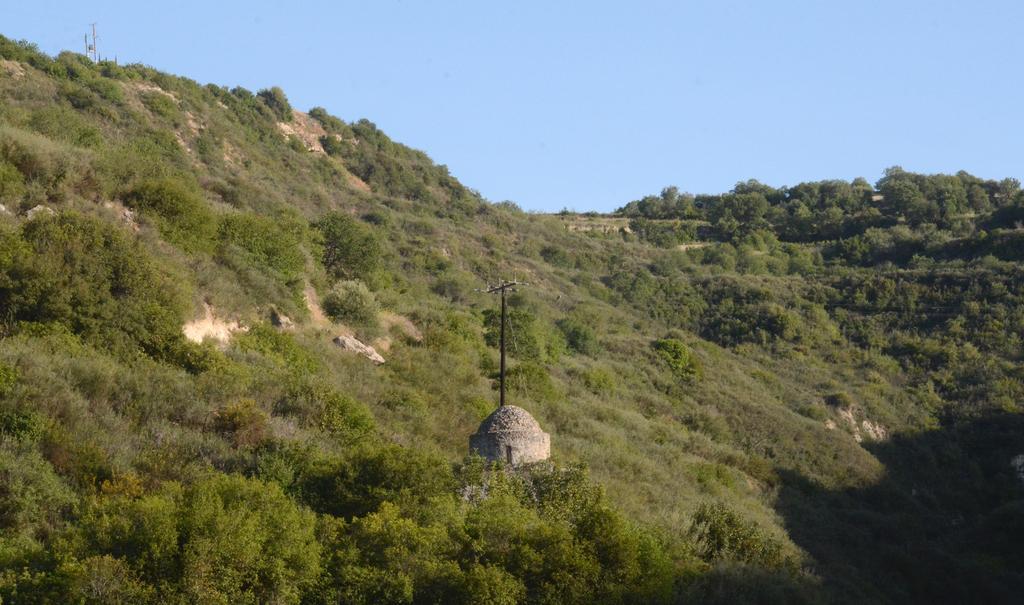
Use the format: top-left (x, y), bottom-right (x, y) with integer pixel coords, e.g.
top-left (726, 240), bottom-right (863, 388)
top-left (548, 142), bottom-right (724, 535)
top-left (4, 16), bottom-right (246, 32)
top-left (470, 405), bottom-right (550, 465)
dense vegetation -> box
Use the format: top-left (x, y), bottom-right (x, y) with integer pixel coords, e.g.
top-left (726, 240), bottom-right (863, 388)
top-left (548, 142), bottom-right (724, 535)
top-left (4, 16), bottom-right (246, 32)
top-left (1, 36), bottom-right (1022, 603)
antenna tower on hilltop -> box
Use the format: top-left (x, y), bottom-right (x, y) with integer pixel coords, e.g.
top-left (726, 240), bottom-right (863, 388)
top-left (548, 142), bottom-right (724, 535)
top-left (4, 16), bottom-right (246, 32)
top-left (84, 23), bottom-right (98, 62)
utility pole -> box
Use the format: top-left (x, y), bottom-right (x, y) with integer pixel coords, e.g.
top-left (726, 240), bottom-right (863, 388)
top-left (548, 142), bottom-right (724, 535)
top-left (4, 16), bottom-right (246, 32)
top-left (483, 280), bottom-right (527, 408)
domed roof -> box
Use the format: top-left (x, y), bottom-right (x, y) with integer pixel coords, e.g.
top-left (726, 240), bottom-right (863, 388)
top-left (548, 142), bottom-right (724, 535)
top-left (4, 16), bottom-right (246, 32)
top-left (475, 405), bottom-right (543, 434)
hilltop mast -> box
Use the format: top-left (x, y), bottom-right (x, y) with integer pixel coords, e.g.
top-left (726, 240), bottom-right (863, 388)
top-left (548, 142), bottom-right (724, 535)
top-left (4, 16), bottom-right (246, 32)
top-left (85, 23), bottom-right (98, 62)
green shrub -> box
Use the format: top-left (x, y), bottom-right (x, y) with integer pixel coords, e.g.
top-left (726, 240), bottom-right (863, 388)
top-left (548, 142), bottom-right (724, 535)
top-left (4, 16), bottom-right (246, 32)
top-left (257, 86), bottom-right (292, 121)
top-left (308, 107), bottom-right (349, 134)
top-left (0, 362), bottom-right (16, 396)
top-left (824, 392), bottom-right (854, 408)
top-left (652, 338), bottom-right (703, 382)
top-left (313, 212), bottom-right (382, 281)
top-left (578, 366), bottom-right (616, 394)
top-left (319, 135), bottom-right (349, 157)
top-left (140, 92), bottom-right (180, 121)
top-left (277, 379), bottom-right (375, 443)
top-left (688, 502), bottom-right (788, 569)
top-left (0, 445), bottom-right (77, 545)
top-left (0, 212), bottom-right (189, 362)
top-left (62, 554), bottom-right (155, 604)
top-left (0, 160), bottom-right (25, 203)
top-left (214, 399), bottom-right (270, 448)
top-left (0, 126), bottom-right (87, 200)
top-left (322, 280), bottom-right (379, 327)
top-left (217, 213), bottom-right (305, 280)
top-left (540, 244), bottom-right (572, 267)
top-left (126, 177), bottom-right (217, 253)
top-left (483, 301), bottom-right (561, 363)
top-left (505, 362), bottom-right (559, 402)
top-left (557, 315), bottom-right (599, 355)
top-left (234, 324), bottom-right (321, 375)
top-left (74, 474), bottom-right (321, 604)
top-left (0, 409), bottom-right (44, 443)
top-left (27, 106), bottom-right (102, 148)
top-left (299, 448), bottom-right (453, 524)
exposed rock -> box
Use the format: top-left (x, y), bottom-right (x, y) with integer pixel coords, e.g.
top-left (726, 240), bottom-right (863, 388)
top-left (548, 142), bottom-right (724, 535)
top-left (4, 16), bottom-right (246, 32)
top-left (333, 334), bottom-right (385, 364)
top-left (102, 201), bottom-right (139, 231)
top-left (1012, 454), bottom-right (1024, 486)
top-left (183, 302), bottom-right (248, 347)
top-left (860, 418), bottom-right (888, 441)
top-left (0, 204), bottom-right (9, 215)
top-left (1, 59), bottom-right (25, 79)
top-left (25, 205), bottom-right (55, 219)
top-left (121, 208), bottom-right (137, 229)
top-left (277, 110), bottom-right (327, 153)
top-left (270, 308), bottom-right (295, 330)
top-left (835, 406), bottom-right (887, 443)
top-left (130, 81), bottom-right (177, 100)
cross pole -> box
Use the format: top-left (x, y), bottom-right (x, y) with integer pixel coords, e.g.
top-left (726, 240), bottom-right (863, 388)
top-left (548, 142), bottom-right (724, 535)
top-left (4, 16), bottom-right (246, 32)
top-left (484, 280), bottom-right (526, 407)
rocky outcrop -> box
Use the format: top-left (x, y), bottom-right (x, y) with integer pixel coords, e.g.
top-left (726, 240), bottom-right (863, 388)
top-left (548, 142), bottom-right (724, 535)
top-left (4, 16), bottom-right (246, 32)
top-left (825, 406), bottom-right (888, 443)
top-left (1012, 454), bottom-right (1024, 486)
top-left (333, 334), bottom-right (385, 364)
top-left (183, 303), bottom-right (247, 347)
top-left (270, 308), bottom-right (295, 330)
top-left (25, 205), bottom-right (55, 219)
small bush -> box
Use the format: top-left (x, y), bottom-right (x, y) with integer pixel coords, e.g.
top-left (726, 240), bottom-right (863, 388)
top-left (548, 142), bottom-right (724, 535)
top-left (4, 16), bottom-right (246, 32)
top-left (257, 86), bottom-right (292, 121)
top-left (313, 212), bottom-right (382, 281)
top-left (279, 379), bottom-right (375, 442)
top-left (322, 280), bottom-right (379, 327)
top-left (234, 324), bottom-right (321, 375)
top-left (580, 366), bottom-right (616, 394)
top-left (319, 134), bottom-right (349, 157)
top-left (0, 160), bottom-right (25, 203)
top-left (217, 212), bottom-right (305, 280)
top-left (505, 362), bottom-right (559, 402)
top-left (214, 399), bottom-right (270, 448)
top-left (688, 502), bottom-right (788, 569)
top-left (140, 91), bottom-right (180, 121)
top-left (125, 177), bottom-right (217, 253)
top-left (308, 107), bottom-right (349, 134)
top-left (557, 316), bottom-right (599, 356)
top-left (653, 338), bottom-right (703, 383)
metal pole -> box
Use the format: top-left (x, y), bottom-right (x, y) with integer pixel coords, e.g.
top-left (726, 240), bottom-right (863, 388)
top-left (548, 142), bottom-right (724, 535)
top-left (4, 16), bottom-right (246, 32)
top-left (499, 286), bottom-right (506, 407)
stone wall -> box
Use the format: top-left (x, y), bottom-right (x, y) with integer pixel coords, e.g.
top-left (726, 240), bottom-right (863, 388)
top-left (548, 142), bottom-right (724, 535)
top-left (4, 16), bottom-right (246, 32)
top-left (470, 430), bottom-right (550, 465)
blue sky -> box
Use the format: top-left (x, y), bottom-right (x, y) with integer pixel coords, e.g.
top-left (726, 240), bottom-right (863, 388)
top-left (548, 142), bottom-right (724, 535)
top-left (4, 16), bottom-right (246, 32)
top-left (4, 1), bottom-right (1022, 212)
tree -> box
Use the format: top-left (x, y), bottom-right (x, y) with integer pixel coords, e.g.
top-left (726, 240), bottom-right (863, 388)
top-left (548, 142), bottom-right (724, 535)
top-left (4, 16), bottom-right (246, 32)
top-left (652, 338), bottom-right (703, 382)
top-left (313, 212), bottom-right (382, 281)
top-left (880, 179), bottom-right (933, 224)
top-left (709, 193), bottom-right (770, 241)
top-left (257, 86), bottom-right (292, 121)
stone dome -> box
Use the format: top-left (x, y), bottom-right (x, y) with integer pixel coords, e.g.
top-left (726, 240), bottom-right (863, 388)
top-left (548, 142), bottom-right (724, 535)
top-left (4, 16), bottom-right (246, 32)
top-left (470, 405), bottom-right (550, 465)
top-left (476, 405), bottom-right (544, 434)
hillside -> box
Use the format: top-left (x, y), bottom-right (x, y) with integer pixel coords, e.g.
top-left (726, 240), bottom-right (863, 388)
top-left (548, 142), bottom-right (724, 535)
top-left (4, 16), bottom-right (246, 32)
top-left (1, 36), bottom-right (1023, 604)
